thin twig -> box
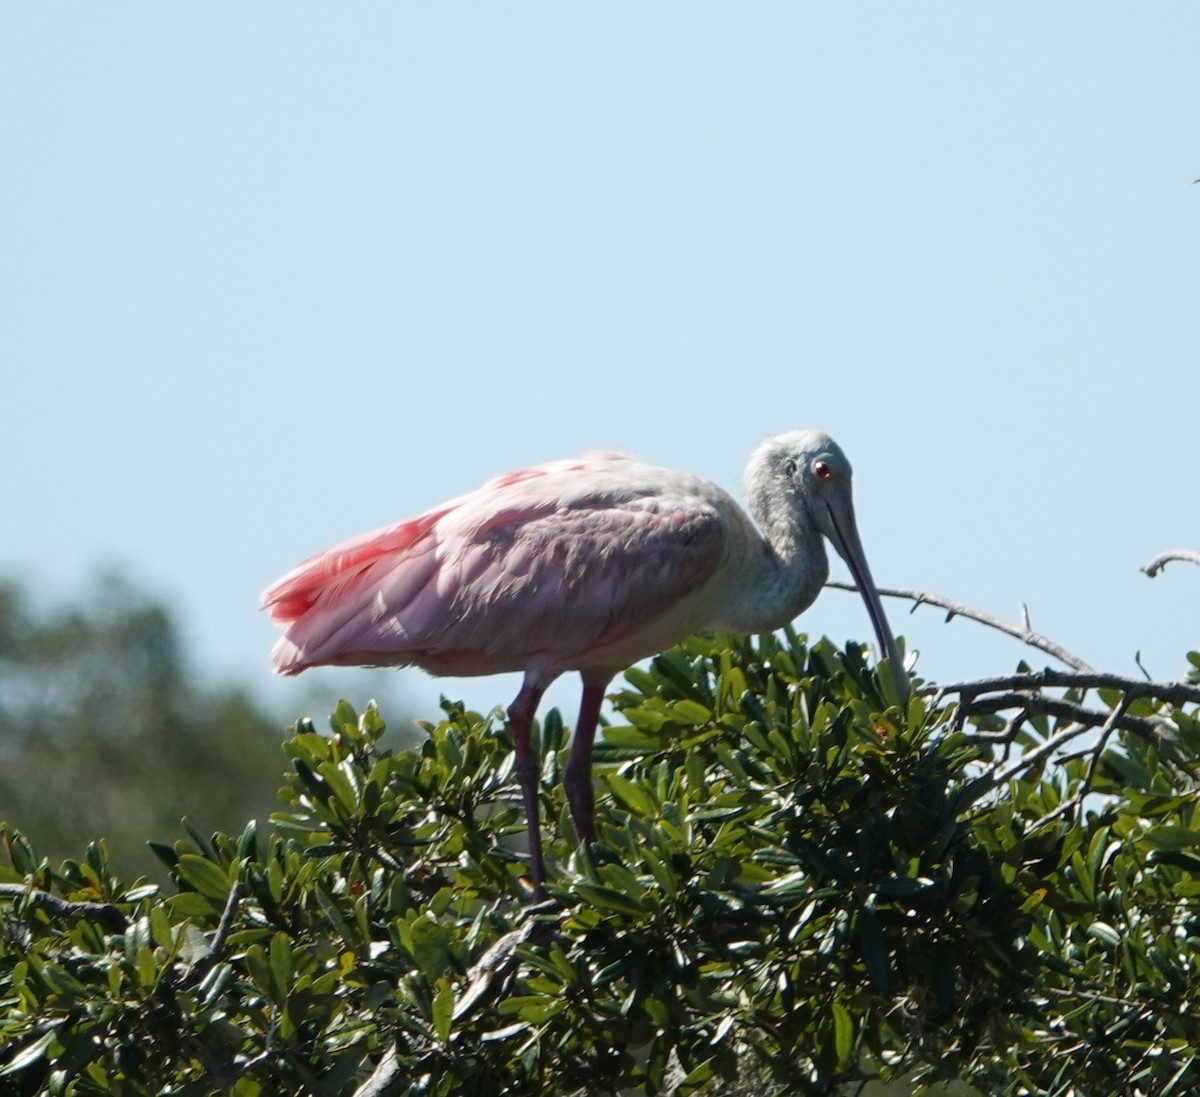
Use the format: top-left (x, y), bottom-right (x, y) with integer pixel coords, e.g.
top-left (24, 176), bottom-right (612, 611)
top-left (960, 710), bottom-right (1028, 743)
top-left (453, 900), bottom-right (557, 1022)
top-left (964, 693), bottom-right (1163, 744)
top-left (184, 880), bottom-right (245, 986)
top-left (992, 721), bottom-right (1091, 786)
top-left (1029, 697), bottom-right (1130, 831)
top-left (0, 882), bottom-right (127, 932)
top-left (1141, 548), bottom-right (1200, 578)
top-left (210, 880), bottom-right (244, 960)
top-left (1039, 985), bottom-right (1151, 1011)
top-left (825, 581), bottom-right (1093, 672)
top-left (353, 1046), bottom-right (400, 1097)
top-left (960, 711), bottom-right (1030, 773)
top-left (350, 899), bottom-right (558, 1097)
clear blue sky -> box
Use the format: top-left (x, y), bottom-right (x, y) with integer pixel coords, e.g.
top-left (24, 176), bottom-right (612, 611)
top-left (3, 6), bottom-right (1198, 724)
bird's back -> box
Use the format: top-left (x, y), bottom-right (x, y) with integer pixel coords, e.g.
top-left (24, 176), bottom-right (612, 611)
top-left (262, 452), bottom-right (737, 678)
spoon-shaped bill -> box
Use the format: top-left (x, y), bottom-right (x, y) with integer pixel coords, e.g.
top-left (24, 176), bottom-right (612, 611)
top-left (822, 494), bottom-right (908, 697)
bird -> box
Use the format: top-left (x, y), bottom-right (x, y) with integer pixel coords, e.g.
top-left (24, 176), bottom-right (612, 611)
top-left (261, 430), bottom-right (906, 897)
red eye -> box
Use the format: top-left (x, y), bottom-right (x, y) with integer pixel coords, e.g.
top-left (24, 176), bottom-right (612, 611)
top-left (813, 460), bottom-right (833, 481)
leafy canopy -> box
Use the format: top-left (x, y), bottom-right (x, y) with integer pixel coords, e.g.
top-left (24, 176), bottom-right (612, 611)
top-left (2, 629), bottom-right (1200, 1096)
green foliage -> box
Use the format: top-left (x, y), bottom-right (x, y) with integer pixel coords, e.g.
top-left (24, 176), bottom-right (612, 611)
top-left (0, 573), bottom-right (301, 876)
top-left (2, 629), bottom-right (1200, 1095)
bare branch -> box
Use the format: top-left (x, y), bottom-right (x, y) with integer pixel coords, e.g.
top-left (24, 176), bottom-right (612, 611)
top-left (1030, 703), bottom-right (1126, 831)
top-left (994, 695), bottom-right (1131, 789)
top-left (963, 692), bottom-right (1163, 743)
top-left (933, 669), bottom-right (1200, 709)
top-left (991, 720), bottom-right (1088, 786)
top-left (825, 581), bottom-right (1093, 672)
top-left (184, 880), bottom-right (245, 986)
top-left (961, 711), bottom-right (1032, 769)
top-left (210, 880), bottom-right (244, 959)
top-left (351, 899), bottom-right (558, 1097)
top-left (961, 711), bottom-right (1029, 744)
top-left (453, 899), bottom-right (557, 1022)
top-left (1141, 548), bottom-right (1200, 578)
top-left (352, 1047), bottom-right (400, 1097)
top-left (0, 882), bottom-right (127, 932)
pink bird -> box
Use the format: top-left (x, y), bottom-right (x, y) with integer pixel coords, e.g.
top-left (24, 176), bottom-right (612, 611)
top-left (262, 430), bottom-right (905, 896)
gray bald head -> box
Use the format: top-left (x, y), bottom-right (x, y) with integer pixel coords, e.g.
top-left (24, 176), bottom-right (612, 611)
top-left (743, 429), bottom-right (907, 697)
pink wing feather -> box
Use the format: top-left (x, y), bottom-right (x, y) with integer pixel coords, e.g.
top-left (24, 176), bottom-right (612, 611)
top-left (261, 453), bottom-right (728, 677)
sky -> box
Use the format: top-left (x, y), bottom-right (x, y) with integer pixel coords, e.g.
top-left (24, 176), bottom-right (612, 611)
top-left (2, 6), bottom-right (1198, 729)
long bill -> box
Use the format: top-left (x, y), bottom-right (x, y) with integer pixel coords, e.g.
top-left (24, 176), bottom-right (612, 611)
top-left (822, 496), bottom-right (909, 698)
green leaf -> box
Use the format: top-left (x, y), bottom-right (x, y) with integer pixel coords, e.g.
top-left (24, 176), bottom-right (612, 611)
top-left (124, 882), bottom-right (160, 902)
top-left (432, 979), bottom-right (455, 1045)
top-left (243, 943), bottom-right (271, 996)
top-left (0, 1029), bottom-right (57, 1076)
top-left (675, 1056), bottom-right (716, 1095)
top-left (332, 699), bottom-right (359, 735)
top-left (518, 998), bottom-right (565, 1024)
top-left (599, 724), bottom-right (661, 749)
top-left (598, 862), bottom-right (648, 901)
top-left (169, 890), bottom-right (219, 919)
top-left (832, 999), bottom-right (854, 1067)
top-left (858, 903), bottom-right (891, 992)
top-left (410, 917), bottom-right (453, 979)
top-left (176, 854), bottom-right (233, 903)
top-left (573, 883), bottom-right (648, 917)
top-left (269, 931), bottom-right (293, 1001)
top-left (38, 961), bottom-right (87, 1003)
top-left (1088, 921), bottom-right (1122, 949)
top-left (1147, 825), bottom-right (1200, 851)
top-left (237, 819), bottom-right (259, 861)
top-left (624, 708), bottom-right (668, 732)
top-left (605, 773), bottom-right (656, 816)
top-left (4, 828), bottom-right (39, 876)
top-left (147, 840), bottom-right (180, 871)
top-left (150, 904), bottom-right (174, 949)
top-left (136, 945), bottom-right (158, 988)
top-left (671, 699), bottom-right (713, 724)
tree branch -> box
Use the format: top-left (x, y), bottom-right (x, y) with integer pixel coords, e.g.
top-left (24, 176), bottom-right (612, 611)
top-left (350, 899), bottom-right (558, 1097)
top-left (353, 1047), bottom-right (400, 1097)
top-left (209, 879), bottom-right (243, 960)
top-left (183, 880), bottom-right (245, 986)
top-left (960, 692), bottom-right (1163, 743)
top-left (1030, 704), bottom-right (1124, 831)
top-left (932, 670), bottom-right (1200, 710)
top-left (825, 581), bottom-right (1093, 673)
top-left (1141, 549), bottom-right (1200, 578)
top-left (983, 696), bottom-right (1131, 794)
top-left (0, 882), bottom-right (127, 932)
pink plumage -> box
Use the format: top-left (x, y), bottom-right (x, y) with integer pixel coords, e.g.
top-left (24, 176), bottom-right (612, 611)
top-left (262, 452), bottom-right (730, 679)
top-left (262, 432), bottom-right (904, 897)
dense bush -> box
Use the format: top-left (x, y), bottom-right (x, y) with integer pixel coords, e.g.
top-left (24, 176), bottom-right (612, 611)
top-left (2, 630), bottom-right (1200, 1095)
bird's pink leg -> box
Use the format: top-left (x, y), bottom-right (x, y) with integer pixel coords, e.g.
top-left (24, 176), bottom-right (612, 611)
top-left (563, 676), bottom-right (610, 845)
top-left (507, 679), bottom-right (547, 898)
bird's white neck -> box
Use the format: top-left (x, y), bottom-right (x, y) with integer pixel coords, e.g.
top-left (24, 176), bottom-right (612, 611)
top-left (715, 491), bottom-right (830, 636)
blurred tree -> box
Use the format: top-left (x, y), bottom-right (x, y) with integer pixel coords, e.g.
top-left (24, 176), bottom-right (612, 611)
top-left (0, 573), bottom-right (293, 878)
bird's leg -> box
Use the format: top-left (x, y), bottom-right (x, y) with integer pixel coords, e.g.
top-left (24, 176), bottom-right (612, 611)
top-left (563, 676), bottom-right (610, 845)
top-left (507, 680), bottom-right (547, 898)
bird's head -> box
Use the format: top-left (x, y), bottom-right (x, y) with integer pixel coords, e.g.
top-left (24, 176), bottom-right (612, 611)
top-left (744, 430), bottom-right (852, 531)
top-left (747, 429), bottom-right (908, 696)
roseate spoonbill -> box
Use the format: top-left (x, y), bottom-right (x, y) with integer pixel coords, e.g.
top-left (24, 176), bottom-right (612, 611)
top-left (262, 430), bottom-right (905, 896)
